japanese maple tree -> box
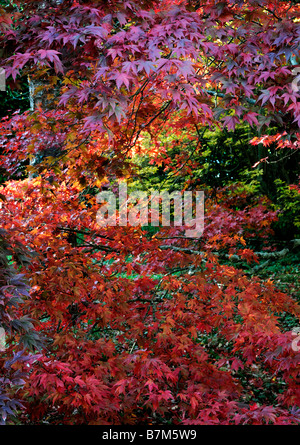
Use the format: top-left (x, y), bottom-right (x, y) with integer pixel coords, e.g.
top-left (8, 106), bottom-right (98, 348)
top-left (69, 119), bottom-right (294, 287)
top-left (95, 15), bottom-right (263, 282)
top-left (0, 0), bottom-right (299, 425)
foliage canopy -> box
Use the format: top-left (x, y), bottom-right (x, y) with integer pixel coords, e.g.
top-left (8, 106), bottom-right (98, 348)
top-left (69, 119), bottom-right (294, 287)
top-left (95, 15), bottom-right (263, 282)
top-left (0, 0), bottom-right (299, 425)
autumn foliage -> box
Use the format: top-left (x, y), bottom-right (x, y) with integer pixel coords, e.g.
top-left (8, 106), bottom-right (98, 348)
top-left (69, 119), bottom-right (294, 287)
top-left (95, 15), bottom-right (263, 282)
top-left (0, 0), bottom-right (299, 425)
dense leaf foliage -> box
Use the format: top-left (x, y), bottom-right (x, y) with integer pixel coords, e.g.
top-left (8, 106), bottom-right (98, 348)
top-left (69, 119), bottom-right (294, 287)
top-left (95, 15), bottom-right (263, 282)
top-left (0, 0), bottom-right (299, 425)
top-left (0, 228), bottom-right (41, 424)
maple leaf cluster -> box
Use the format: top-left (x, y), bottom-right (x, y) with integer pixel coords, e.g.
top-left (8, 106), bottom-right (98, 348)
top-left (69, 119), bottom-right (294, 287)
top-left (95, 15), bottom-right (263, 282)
top-left (0, 0), bottom-right (299, 425)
